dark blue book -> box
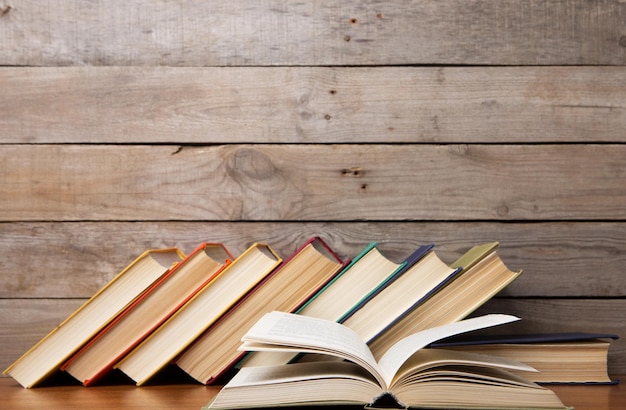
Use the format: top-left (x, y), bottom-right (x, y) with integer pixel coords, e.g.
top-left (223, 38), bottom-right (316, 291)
top-left (339, 246), bottom-right (464, 344)
top-left (431, 332), bottom-right (619, 385)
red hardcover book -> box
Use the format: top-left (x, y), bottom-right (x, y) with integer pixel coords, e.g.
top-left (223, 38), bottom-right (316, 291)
top-left (4, 248), bottom-right (184, 388)
top-left (175, 236), bottom-right (349, 385)
top-left (113, 242), bottom-right (282, 385)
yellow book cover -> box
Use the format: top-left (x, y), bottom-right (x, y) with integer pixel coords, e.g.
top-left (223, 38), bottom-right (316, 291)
top-left (4, 248), bottom-right (184, 388)
top-left (115, 242), bottom-right (282, 385)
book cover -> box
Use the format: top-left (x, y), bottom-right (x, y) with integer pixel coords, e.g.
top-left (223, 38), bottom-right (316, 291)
top-left (366, 243), bottom-right (519, 359)
top-left (114, 242), bottom-right (282, 385)
top-left (61, 243), bottom-right (233, 386)
top-left (337, 244), bottom-right (435, 324)
top-left (431, 331), bottom-right (620, 385)
top-left (336, 247), bottom-right (463, 346)
top-left (175, 236), bottom-right (348, 384)
top-left (4, 248), bottom-right (185, 388)
top-left (294, 241), bottom-right (382, 313)
top-left (451, 241), bottom-right (499, 270)
top-left (239, 243), bottom-right (433, 369)
top-left (432, 332), bottom-right (620, 347)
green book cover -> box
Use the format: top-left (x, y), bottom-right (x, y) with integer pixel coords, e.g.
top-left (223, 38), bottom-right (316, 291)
top-left (295, 242), bottom-right (384, 313)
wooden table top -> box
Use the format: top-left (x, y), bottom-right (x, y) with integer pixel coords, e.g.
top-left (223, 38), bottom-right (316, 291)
top-left (1, 377), bottom-right (624, 409)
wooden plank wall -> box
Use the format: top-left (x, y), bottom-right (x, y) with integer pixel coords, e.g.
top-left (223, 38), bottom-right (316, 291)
top-left (1, 0), bottom-right (625, 376)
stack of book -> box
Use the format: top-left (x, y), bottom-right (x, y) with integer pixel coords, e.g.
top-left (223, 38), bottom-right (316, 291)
top-left (4, 236), bottom-right (618, 409)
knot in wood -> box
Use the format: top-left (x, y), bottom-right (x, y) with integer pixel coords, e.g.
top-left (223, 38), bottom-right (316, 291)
top-left (496, 204), bottom-right (510, 217)
top-left (226, 147), bottom-right (278, 183)
top-left (341, 167), bottom-right (363, 177)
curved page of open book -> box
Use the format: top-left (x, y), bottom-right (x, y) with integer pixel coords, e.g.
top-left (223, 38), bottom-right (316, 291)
top-left (239, 311), bottom-right (521, 389)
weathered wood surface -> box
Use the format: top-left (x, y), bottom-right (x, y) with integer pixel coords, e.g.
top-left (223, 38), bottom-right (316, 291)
top-left (1, 0), bottom-right (625, 66)
top-left (2, 66), bottom-right (625, 144)
top-left (2, 144), bottom-right (625, 221)
top-left (1, 222), bottom-right (625, 299)
top-left (2, 0), bottom-right (624, 384)
top-left (3, 298), bottom-right (624, 378)
top-left (0, 378), bottom-right (221, 409)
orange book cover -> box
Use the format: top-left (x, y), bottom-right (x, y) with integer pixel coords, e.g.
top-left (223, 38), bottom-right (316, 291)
top-left (113, 242), bottom-right (284, 385)
top-left (3, 248), bottom-right (185, 388)
top-left (61, 243), bottom-right (233, 386)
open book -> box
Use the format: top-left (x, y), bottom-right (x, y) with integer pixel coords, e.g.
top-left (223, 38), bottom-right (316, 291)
top-left (205, 312), bottom-right (570, 410)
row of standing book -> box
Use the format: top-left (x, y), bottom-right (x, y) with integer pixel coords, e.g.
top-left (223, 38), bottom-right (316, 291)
top-left (4, 236), bottom-right (617, 399)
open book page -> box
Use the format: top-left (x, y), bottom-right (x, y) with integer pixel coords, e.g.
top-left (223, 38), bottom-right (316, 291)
top-left (239, 311), bottom-right (519, 389)
top-left (392, 348), bottom-right (537, 388)
top-left (212, 361), bottom-right (383, 409)
top-left (227, 360), bottom-right (378, 388)
top-left (378, 314), bottom-right (520, 384)
top-left (239, 311), bottom-right (385, 386)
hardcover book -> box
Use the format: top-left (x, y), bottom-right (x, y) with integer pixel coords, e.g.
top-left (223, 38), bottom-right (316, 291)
top-left (4, 248), bottom-right (184, 388)
top-left (175, 236), bottom-right (348, 384)
top-left (368, 242), bottom-right (521, 359)
top-left (339, 246), bottom-right (462, 343)
top-left (203, 311), bottom-right (570, 410)
top-left (113, 242), bottom-right (282, 385)
top-left (240, 243), bottom-right (433, 368)
top-left (61, 243), bottom-right (234, 385)
top-left (431, 332), bottom-right (620, 384)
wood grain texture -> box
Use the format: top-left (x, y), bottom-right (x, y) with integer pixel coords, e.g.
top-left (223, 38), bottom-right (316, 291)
top-left (2, 144), bottom-right (625, 221)
top-left (0, 299), bottom-right (86, 375)
top-left (0, 377), bottom-right (222, 408)
top-left (2, 66), bottom-right (625, 144)
top-left (1, 222), bottom-right (624, 299)
top-left (2, 0), bottom-right (624, 390)
top-left (3, 299), bottom-right (624, 377)
top-left (548, 382), bottom-right (626, 410)
top-left (1, 0), bottom-right (624, 66)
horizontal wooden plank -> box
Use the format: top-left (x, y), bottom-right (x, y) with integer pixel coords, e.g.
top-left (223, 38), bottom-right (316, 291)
top-left (0, 298), bottom-right (87, 379)
top-left (2, 144), bottom-right (625, 222)
top-left (2, 298), bottom-right (624, 376)
top-left (2, 67), bottom-right (625, 144)
top-left (1, 222), bottom-right (624, 299)
top-left (1, 1), bottom-right (624, 66)
top-left (476, 299), bottom-right (626, 377)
